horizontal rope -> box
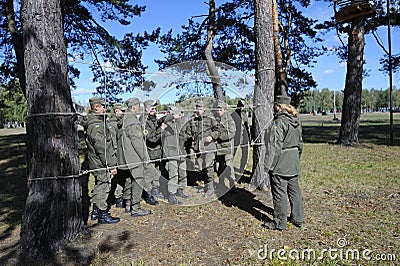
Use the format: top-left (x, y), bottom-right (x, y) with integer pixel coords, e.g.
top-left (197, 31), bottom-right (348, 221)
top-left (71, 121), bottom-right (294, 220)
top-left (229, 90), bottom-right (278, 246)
top-left (26, 141), bottom-right (266, 182)
top-left (23, 104), bottom-right (271, 120)
top-left (26, 112), bottom-right (78, 118)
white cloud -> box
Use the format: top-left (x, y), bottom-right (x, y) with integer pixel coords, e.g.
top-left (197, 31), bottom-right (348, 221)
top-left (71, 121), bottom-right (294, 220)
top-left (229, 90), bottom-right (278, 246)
top-left (324, 69), bottom-right (335, 75)
top-left (323, 61), bottom-right (347, 76)
top-left (71, 87), bottom-right (96, 95)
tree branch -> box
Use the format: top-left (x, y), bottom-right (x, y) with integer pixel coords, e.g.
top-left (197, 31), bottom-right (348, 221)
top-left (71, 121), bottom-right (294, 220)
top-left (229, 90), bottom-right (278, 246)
top-left (371, 29), bottom-right (388, 55)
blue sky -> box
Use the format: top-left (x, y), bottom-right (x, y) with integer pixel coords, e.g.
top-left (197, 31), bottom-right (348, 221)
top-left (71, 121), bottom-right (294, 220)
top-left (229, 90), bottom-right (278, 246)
top-left (70, 0), bottom-right (400, 105)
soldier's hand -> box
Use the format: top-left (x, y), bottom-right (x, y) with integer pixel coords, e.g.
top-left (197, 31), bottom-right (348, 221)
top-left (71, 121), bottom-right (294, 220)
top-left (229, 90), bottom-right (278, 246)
top-left (110, 168), bottom-right (118, 175)
top-left (204, 136), bottom-right (213, 143)
top-left (161, 123), bottom-right (168, 130)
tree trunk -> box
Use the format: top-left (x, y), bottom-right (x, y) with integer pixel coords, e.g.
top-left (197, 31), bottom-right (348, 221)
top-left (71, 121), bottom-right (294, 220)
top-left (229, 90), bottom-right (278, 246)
top-left (338, 18), bottom-right (365, 145)
top-left (205, 0), bottom-right (224, 101)
top-left (272, 0), bottom-right (288, 97)
top-left (5, 0), bottom-right (26, 97)
top-left (20, 0), bottom-right (85, 257)
top-left (251, 0), bottom-right (275, 189)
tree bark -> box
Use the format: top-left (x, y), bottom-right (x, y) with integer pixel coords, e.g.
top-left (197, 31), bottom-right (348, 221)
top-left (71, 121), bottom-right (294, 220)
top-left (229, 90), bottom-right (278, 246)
top-left (338, 17), bottom-right (365, 145)
top-left (205, 0), bottom-right (224, 101)
top-left (20, 0), bottom-right (85, 257)
top-left (251, 0), bottom-right (275, 189)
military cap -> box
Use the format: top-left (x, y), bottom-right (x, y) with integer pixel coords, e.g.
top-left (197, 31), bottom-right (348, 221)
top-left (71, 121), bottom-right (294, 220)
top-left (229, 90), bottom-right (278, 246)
top-left (113, 103), bottom-right (127, 111)
top-left (275, 95), bottom-right (291, 105)
top-left (89, 97), bottom-right (106, 106)
top-left (144, 99), bottom-right (158, 108)
top-left (237, 99), bottom-right (245, 107)
top-left (215, 100), bottom-right (228, 109)
top-left (195, 100), bottom-right (205, 108)
top-left (125, 97), bottom-right (140, 107)
top-left (169, 106), bottom-right (183, 115)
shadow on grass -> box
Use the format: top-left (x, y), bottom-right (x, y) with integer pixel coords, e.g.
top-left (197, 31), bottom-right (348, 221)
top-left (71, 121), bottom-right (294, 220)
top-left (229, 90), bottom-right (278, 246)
top-left (302, 124), bottom-right (400, 146)
top-left (217, 187), bottom-right (274, 223)
top-left (0, 133), bottom-right (27, 265)
top-left (359, 124), bottom-right (400, 146)
top-left (0, 133), bottom-right (27, 226)
top-left (0, 131), bottom-right (126, 265)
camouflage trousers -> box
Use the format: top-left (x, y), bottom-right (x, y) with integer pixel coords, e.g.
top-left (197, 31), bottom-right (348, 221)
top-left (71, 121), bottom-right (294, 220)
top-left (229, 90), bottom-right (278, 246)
top-left (166, 159), bottom-right (187, 194)
top-left (92, 170), bottom-right (112, 211)
top-left (270, 174), bottom-right (304, 230)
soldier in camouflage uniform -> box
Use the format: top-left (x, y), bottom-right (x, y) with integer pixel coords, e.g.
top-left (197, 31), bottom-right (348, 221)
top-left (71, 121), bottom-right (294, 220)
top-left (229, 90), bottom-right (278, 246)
top-left (117, 97), bottom-right (156, 217)
top-left (231, 99), bottom-right (251, 176)
top-left (139, 100), bottom-right (165, 200)
top-left (181, 101), bottom-right (219, 197)
top-left (262, 95), bottom-right (304, 231)
top-left (214, 101), bottom-right (237, 192)
top-left (161, 106), bottom-right (189, 205)
top-left (107, 103), bottom-right (127, 208)
top-left (84, 97), bottom-right (120, 224)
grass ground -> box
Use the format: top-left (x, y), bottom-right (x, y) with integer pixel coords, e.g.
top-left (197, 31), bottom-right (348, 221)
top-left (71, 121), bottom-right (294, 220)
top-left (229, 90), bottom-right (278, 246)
top-left (0, 112), bottom-right (399, 265)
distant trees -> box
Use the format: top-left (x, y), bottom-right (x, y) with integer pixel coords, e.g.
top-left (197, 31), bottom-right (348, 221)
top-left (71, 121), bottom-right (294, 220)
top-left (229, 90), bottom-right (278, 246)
top-left (299, 87), bottom-right (400, 114)
top-left (299, 89), bottom-right (342, 114)
top-left (362, 88), bottom-right (400, 111)
top-left (0, 80), bottom-right (27, 127)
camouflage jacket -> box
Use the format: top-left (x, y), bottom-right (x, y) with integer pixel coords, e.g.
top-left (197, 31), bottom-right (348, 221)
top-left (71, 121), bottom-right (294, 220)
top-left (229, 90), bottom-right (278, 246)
top-left (140, 113), bottom-right (162, 160)
top-left (107, 115), bottom-right (118, 153)
top-left (181, 113), bottom-right (219, 152)
top-left (231, 109), bottom-right (250, 145)
top-left (161, 114), bottom-right (186, 159)
top-left (215, 112), bottom-right (236, 156)
top-left (84, 111), bottom-right (117, 171)
top-left (117, 110), bottom-right (147, 171)
top-left (268, 110), bottom-right (303, 177)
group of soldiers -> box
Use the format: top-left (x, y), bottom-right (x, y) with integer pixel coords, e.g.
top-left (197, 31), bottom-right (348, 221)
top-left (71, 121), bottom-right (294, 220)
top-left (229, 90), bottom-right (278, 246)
top-left (83, 96), bottom-right (251, 225)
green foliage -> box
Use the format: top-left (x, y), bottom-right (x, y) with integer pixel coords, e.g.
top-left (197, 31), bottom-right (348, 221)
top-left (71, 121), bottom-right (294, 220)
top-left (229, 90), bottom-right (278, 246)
top-left (0, 80), bottom-right (27, 126)
top-left (299, 89), bottom-right (343, 113)
top-left (156, 0), bottom-right (322, 103)
top-left (360, 87), bottom-right (400, 111)
top-left (0, 0), bottom-right (160, 101)
top-left (316, 0), bottom-right (400, 73)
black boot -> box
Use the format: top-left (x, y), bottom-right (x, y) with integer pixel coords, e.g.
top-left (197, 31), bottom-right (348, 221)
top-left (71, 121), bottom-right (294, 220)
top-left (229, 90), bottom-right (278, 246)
top-left (151, 187), bottom-right (165, 200)
top-left (115, 197), bottom-right (124, 208)
top-left (168, 194), bottom-right (183, 205)
top-left (228, 179), bottom-right (237, 193)
top-left (262, 221), bottom-right (283, 231)
top-left (124, 199), bottom-right (131, 213)
top-left (143, 191), bottom-right (159, 205)
top-left (176, 188), bottom-right (189, 199)
top-left (98, 211), bottom-right (120, 224)
top-left (131, 204), bottom-right (151, 217)
top-left (91, 203), bottom-right (99, 221)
